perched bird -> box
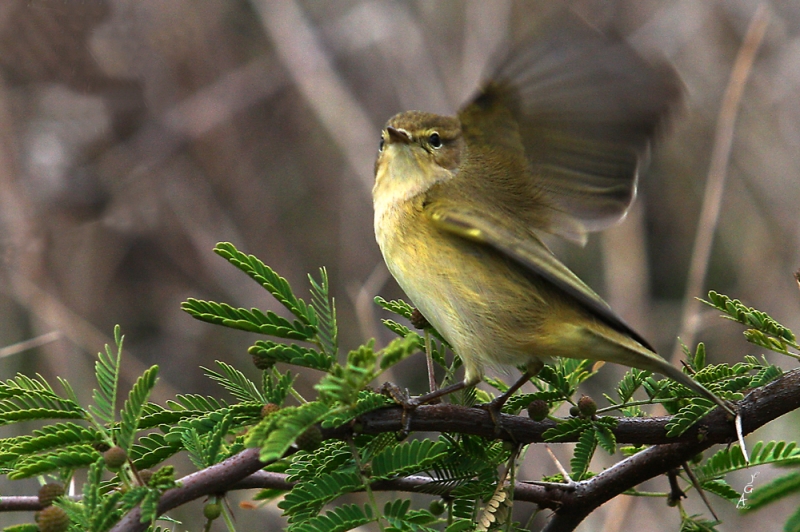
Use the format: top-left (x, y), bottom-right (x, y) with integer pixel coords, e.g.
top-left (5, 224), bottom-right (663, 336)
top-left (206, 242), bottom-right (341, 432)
top-left (373, 11), bottom-right (732, 416)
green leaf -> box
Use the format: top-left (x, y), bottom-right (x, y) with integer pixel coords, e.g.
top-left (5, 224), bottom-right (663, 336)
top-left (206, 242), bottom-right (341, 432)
top-left (130, 432), bottom-right (182, 470)
top-left (375, 296), bottom-right (415, 320)
top-left (203, 411), bottom-right (234, 467)
top-left (0, 422), bottom-right (100, 464)
top-left (321, 391), bottom-right (393, 429)
top-left (534, 364), bottom-right (574, 399)
top-left (378, 334), bottom-right (422, 371)
top-left (504, 390), bottom-right (565, 414)
top-left (287, 503), bottom-right (374, 532)
top-left (309, 267), bottom-right (338, 357)
top-left (0, 375), bottom-right (84, 426)
top-left (204, 361), bottom-right (265, 403)
top-left (89, 325), bottom-right (123, 427)
top-left (250, 341), bottom-right (334, 372)
top-left (278, 470), bottom-right (363, 522)
top-left (214, 242), bottom-right (314, 323)
top-left (594, 419), bottom-right (617, 455)
top-left (445, 519), bottom-right (476, 532)
top-left (617, 368), bottom-right (652, 404)
top-left (700, 479), bottom-right (739, 502)
top-left (697, 441), bottom-right (800, 482)
top-left (247, 401), bottom-right (330, 462)
top-left (543, 418), bottom-right (591, 442)
top-left (665, 399), bottom-right (714, 437)
top-left (571, 427), bottom-right (596, 481)
top-left (316, 344), bottom-right (379, 406)
top-left (703, 291), bottom-right (797, 346)
top-left (9, 444), bottom-right (99, 479)
top-left (264, 369), bottom-right (296, 406)
top-left (371, 439), bottom-right (449, 480)
top-left (117, 366), bottom-right (159, 453)
top-left (181, 298), bottom-right (314, 340)
top-left (285, 440), bottom-right (352, 483)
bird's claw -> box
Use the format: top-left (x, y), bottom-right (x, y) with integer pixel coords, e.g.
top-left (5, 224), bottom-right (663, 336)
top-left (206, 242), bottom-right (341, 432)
top-left (475, 398), bottom-right (511, 439)
top-left (379, 382), bottom-right (419, 439)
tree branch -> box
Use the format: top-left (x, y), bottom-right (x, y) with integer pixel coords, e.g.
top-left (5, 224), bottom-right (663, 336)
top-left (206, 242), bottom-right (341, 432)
top-left (30, 368), bottom-right (800, 532)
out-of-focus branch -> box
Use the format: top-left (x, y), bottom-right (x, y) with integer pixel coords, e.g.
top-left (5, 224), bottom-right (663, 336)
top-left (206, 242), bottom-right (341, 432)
top-left (672, 5), bottom-right (769, 362)
top-left (251, 0), bottom-right (377, 193)
top-left (100, 367), bottom-right (799, 532)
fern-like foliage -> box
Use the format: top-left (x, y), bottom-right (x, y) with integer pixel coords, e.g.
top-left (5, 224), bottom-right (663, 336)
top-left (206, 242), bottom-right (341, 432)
top-left (0, 374), bottom-right (84, 425)
top-left (249, 340), bottom-right (333, 372)
top-left (204, 361), bottom-right (265, 403)
top-left (247, 401), bottom-right (330, 462)
top-left (214, 242), bottom-right (316, 323)
top-left (309, 267), bottom-right (338, 357)
top-left (117, 365), bottom-right (159, 453)
top-left (696, 441), bottom-right (800, 482)
top-left (665, 399), bottom-right (715, 437)
top-left (278, 469), bottom-right (364, 523)
top-left (320, 390), bottom-right (394, 429)
top-left (264, 369), bottom-right (296, 405)
top-left (1, 247), bottom-right (797, 532)
top-left (287, 503), bottom-right (375, 532)
top-left (89, 324), bottom-right (123, 428)
top-left (703, 290), bottom-right (799, 358)
top-left (370, 439), bottom-right (449, 480)
top-left (181, 298), bottom-right (315, 340)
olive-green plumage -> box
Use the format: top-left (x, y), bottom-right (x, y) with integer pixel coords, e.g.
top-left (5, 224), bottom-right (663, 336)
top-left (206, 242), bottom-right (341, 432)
top-left (373, 12), bottom-right (730, 413)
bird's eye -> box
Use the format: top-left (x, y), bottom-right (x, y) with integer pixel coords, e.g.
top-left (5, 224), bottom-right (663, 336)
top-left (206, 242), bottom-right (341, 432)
top-left (379, 136), bottom-right (385, 152)
top-left (428, 132), bottom-right (442, 149)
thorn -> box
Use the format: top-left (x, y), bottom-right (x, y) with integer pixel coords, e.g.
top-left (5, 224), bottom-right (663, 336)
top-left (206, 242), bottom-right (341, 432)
top-left (735, 412), bottom-right (749, 463)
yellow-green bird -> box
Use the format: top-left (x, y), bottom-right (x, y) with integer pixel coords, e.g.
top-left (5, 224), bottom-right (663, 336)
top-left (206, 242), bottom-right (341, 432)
top-left (373, 12), bottom-right (733, 416)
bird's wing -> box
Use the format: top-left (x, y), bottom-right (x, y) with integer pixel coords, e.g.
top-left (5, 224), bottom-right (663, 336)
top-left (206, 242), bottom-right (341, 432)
top-left (425, 201), bottom-right (655, 351)
top-left (456, 10), bottom-right (683, 244)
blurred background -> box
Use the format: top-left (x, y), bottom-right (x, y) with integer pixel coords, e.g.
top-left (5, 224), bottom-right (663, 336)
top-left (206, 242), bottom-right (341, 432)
top-left (0, 0), bottom-right (797, 530)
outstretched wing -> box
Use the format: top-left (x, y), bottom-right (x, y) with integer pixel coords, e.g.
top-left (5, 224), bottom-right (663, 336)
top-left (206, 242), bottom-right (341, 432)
top-left (456, 11), bottom-right (683, 244)
top-left (425, 202), bottom-right (655, 352)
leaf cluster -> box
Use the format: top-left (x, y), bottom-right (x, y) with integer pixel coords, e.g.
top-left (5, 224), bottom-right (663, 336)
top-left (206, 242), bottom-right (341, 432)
top-left (0, 245), bottom-right (798, 532)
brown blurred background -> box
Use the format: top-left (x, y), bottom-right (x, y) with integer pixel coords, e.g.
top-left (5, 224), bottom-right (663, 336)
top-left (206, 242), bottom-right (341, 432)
top-left (0, 0), bottom-right (797, 530)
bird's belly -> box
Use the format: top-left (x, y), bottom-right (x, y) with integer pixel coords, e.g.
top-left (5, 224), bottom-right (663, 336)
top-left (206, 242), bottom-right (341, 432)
top-left (378, 216), bottom-right (550, 377)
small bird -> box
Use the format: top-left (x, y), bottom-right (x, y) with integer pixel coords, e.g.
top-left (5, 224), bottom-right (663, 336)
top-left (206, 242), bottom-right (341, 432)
top-left (373, 12), bottom-right (733, 417)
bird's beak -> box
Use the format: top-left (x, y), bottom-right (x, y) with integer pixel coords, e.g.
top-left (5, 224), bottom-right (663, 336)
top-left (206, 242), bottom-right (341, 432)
top-left (386, 126), bottom-right (412, 144)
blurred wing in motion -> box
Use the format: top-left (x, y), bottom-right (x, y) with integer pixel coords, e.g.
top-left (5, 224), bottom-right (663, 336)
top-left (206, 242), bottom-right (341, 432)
top-left (425, 202), bottom-right (655, 351)
top-left (457, 11), bottom-right (683, 244)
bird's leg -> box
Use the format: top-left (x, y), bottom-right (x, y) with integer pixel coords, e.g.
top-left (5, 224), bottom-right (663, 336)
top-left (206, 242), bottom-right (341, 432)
top-left (380, 380), bottom-right (468, 437)
top-left (478, 359), bottom-right (544, 437)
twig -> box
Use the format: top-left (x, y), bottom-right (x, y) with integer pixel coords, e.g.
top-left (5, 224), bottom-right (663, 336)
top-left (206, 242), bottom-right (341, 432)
top-left (98, 368), bottom-right (799, 532)
top-left (671, 5), bottom-right (770, 362)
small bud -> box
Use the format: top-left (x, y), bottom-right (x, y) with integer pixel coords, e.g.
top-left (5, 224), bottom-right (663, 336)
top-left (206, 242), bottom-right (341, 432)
top-left (203, 502), bottom-right (222, 520)
top-left (260, 403), bottom-right (281, 418)
top-left (569, 405), bottom-right (580, 417)
top-left (410, 308), bottom-right (430, 329)
top-left (36, 505), bottom-right (70, 532)
top-left (577, 395), bottom-right (597, 418)
top-left (428, 499), bottom-right (446, 516)
top-left (91, 441), bottom-right (111, 453)
top-left (138, 469), bottom-right (154, 486)
top-left (103, 446), bottom-right (128, 470)
top-left (295, 426), bottom-right (323, 451)
top-left (38, 483), bottom-right (65, 507)
top-left (526, 400), bottom-right (549, 421)
top-left (251, 354), bottom-right (276, 370)
top-left (691, 452), bottom-right (703, 464)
